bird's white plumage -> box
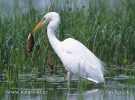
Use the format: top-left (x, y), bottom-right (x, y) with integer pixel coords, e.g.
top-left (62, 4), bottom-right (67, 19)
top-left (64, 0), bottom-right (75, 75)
top-left (60, 38), bottom-right (104, 83)
top-left (33, 12), bottom-right (105, 89)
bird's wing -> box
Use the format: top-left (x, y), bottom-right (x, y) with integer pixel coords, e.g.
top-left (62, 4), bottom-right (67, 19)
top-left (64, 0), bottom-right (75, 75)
top-left (61, 38), bottom-right (104, 83)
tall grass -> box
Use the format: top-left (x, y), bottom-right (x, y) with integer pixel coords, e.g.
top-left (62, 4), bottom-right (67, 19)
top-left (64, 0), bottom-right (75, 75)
top-left (1, 0), bottom-right (135, 87)
top-left (0, 0), bottom-right (135, 100)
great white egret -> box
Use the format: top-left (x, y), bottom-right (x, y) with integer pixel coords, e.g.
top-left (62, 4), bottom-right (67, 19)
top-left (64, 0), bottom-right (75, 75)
top-left (30, 12), bottom-right (105, 89)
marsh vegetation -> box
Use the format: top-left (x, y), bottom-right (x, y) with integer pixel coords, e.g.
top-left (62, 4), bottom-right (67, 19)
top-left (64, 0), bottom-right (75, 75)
top-left (0, 0), bottom-right (135, 99)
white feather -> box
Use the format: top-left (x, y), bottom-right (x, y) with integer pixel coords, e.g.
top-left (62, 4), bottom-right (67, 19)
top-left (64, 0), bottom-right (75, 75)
top-left (33, 12), bottom-right (105, 89)
top-left (59, 38), bottom-right (104, 83)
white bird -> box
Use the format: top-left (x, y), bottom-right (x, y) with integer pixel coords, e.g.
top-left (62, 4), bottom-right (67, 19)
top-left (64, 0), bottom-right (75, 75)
top-left (31, 12), bottom-right (105, 89)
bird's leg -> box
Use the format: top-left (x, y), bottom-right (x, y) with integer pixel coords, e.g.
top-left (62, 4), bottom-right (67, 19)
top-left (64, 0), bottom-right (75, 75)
top-left (67, 71), bottom-right (73, 91)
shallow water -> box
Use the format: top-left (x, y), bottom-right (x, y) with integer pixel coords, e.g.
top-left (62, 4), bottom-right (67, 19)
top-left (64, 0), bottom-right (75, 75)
top-left (0, 65), bottom-right (135, 100)
top-left (0, 0), bottom-right (129, 19)
top-left (1, 0), bottom-right (135, 100)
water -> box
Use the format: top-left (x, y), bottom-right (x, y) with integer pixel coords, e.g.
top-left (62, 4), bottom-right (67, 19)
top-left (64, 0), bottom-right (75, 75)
top-left (0, 0), bottom-right (129, 18)
top-left (0, 66), bottom-right (135, 100)
top-left (1, 0), bottom-right (135, 99)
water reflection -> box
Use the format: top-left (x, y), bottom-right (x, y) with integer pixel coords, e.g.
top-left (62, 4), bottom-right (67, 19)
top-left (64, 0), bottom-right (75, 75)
top-left (1, 0), bottom-right (135, 99)
top-left (1, 82), bottom-right (135, 100)
top-left (67, 89), bottom-right (102, 100)
top-left (67, 88), bottom-right (134, 100)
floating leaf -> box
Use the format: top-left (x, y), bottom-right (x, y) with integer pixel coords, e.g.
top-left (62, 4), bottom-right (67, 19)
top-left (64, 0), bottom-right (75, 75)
top-left (44, 75), bottom-right (65, 83)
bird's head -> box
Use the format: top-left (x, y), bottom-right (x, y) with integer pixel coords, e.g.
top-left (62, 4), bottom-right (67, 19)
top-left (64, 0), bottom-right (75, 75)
top-left (27, 12), bottom-right (60, 53)
top-left (32, 12), bottom-right (60, 33)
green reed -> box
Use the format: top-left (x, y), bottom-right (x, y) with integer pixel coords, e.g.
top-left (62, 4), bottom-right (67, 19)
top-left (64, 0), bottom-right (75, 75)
top-left (0, 1), bottom-right (135, 100)
top-left (1, 0), bottom-right (135, 87)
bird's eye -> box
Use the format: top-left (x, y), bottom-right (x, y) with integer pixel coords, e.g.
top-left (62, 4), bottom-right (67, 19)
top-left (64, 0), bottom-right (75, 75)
top-left (41, 17), bottom-right (46, 22)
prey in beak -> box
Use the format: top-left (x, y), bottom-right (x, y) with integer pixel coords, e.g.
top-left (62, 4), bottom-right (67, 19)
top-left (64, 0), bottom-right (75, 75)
top-left (26, 18), bottom-right (45, 53)
top-left (27, 33), bottom-right (34, 53)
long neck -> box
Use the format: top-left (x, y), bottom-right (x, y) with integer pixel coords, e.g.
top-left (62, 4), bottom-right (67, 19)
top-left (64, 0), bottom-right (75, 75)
top-left (47, 27), bottom-right (61, 55)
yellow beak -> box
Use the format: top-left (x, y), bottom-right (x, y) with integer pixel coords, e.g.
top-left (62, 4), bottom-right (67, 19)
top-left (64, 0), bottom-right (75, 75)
top-left (32, 18), bottom-right (45, 33)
